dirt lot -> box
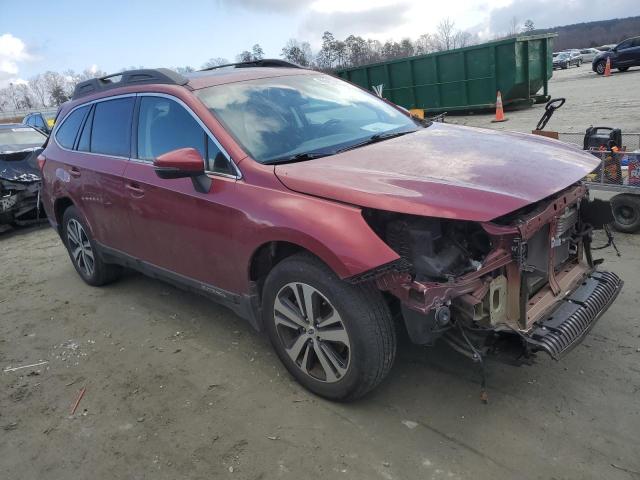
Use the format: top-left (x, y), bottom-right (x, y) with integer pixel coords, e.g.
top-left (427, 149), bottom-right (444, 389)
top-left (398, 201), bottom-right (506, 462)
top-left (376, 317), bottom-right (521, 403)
top-left (2, 67), bottom-right (640, 480)
top-left (448, 65), bottom-right (640, 135)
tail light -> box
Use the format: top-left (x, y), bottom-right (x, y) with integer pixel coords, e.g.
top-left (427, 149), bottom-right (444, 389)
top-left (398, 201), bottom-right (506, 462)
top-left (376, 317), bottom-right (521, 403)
top-left (37, 154), bottom-right (46, 170)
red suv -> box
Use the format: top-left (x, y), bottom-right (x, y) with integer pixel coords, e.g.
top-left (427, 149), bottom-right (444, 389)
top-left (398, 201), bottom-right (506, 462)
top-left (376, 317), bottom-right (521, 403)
top-left (40, 60), bottom-right (622, 400)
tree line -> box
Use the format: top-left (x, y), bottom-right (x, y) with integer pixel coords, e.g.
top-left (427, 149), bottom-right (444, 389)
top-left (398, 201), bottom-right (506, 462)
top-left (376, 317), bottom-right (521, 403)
top-left (2, 15), bottom-right (636, 113)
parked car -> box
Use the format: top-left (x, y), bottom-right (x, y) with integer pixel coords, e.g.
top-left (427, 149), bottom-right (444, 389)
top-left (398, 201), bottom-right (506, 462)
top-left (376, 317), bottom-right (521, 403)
top-left (579, 48), bottom-right (600, 62)
top-left (39, 62), bottom-right (622, 400)
top-left (22, 111), bottom-right (56, 134)
top-left (0, 123), bottom-right (47, 227)
top-left (593, 36), bottom-right (640, 74)
top-left (553, 51), bottom-right (582, 69)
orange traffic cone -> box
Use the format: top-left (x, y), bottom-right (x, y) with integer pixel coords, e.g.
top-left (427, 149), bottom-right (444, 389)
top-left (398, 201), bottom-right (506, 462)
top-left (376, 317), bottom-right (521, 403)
top-left (491, 91), bottom-right (508, 123)
top-left (604, 57), bottom-right (611, 77)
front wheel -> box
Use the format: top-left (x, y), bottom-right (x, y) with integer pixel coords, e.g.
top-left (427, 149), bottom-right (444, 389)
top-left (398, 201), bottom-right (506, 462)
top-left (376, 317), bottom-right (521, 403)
top-left (596, 61), bottom-right (606, 74)
top-left (262, 253), bottom-right (396, 401)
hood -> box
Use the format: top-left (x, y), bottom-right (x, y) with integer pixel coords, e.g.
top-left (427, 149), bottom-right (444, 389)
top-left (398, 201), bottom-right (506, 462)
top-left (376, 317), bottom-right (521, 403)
top-left (274, 123), bottom-right (599, 222)
top-left (0, 148), bottom-right (41, 183)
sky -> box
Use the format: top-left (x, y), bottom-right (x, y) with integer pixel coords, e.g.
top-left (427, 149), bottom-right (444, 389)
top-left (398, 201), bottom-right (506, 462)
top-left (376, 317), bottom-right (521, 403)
top-left (1, 0), bottom-right (639, 87)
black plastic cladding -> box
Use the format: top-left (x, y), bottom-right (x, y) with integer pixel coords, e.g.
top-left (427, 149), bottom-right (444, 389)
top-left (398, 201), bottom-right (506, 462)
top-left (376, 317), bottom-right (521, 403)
top-left (72, 69), bottom-right (189, 100)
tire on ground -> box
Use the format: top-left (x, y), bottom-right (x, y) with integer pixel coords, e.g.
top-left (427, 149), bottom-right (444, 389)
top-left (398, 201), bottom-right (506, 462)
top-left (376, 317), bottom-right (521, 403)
top-left (262, 252), bottom-right (396, 401)
top-left (62, 206), bottom-right (122, 286)
top-left (611, 194), bottom-right (640, 233)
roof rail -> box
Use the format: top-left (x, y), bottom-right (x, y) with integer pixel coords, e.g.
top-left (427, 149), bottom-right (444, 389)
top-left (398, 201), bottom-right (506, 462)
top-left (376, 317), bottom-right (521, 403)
top-left (199, 58), bottom-right (303, 71)
top-left (72, 68), bottom-right (189, 100)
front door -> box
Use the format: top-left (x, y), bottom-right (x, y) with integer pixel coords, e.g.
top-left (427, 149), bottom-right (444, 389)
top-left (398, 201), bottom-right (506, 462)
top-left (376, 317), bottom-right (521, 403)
top-left (123, 94), bottom-right (244, 294)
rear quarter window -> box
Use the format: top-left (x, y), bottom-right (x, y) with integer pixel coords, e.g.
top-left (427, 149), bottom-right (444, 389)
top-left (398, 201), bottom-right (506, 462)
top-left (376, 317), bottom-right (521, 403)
top-left (90, 97), bottom-right (134, 157)
top-left (55, 106), bottom-right (89, 149)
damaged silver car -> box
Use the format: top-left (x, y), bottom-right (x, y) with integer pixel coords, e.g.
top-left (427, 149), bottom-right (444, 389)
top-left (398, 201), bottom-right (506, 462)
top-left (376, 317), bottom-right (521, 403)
top-left (0, 124), bottom-right (47, 228)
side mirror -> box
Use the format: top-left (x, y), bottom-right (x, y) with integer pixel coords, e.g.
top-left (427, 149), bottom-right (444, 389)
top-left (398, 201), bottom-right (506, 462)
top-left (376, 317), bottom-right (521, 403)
top-left (153, 147), bottom-right (211, 193)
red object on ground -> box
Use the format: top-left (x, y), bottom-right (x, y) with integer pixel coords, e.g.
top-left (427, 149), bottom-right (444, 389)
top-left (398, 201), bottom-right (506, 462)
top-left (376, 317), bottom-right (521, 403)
top-left (70, 387), bottom-right (86, 415)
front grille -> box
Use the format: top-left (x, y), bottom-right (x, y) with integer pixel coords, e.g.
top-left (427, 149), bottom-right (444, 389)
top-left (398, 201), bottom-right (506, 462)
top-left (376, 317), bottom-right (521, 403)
top-left (526, 271), bottom-right (623, 359)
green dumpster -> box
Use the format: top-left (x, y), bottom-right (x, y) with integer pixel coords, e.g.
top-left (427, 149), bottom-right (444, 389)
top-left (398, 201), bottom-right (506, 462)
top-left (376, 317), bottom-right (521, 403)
top-left (335, 34), bottom-right (556, 113)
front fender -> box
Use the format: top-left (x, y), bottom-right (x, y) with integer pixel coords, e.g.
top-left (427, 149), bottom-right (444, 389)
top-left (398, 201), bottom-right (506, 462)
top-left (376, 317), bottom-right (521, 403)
top-left (235, 185), bottom-right (400, 288)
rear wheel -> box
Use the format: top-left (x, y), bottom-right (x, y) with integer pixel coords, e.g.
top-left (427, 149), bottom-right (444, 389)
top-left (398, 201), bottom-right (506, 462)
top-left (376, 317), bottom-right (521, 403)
top-left (611, 194), bottom-right (640, 233)
top-left (262, 253), bottom-right (396, 401)
top-left (62, 206), bottom-right (122, 286)
top-left (618, 66), bottom-right (629, 72)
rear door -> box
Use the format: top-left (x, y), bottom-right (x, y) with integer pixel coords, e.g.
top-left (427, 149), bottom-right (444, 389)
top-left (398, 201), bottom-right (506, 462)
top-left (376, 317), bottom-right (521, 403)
top-left (62, 96), bottom-right (135, 251)
top-left (123, 94), bottom-right (242, 292)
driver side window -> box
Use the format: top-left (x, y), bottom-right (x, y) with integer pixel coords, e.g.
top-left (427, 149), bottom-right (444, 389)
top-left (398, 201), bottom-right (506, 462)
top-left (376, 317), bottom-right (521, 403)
top-left (137, 96), bottom-right (235, 176)
top-left (137, 97), bottom-right (206, 161)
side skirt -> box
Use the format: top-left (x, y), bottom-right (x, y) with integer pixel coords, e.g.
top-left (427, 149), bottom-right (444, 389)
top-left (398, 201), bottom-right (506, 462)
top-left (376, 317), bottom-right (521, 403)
top-left (95, 242), bottom-right (262, 331)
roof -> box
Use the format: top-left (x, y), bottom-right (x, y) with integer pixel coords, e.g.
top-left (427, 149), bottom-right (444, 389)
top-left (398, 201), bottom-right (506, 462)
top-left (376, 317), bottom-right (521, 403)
top-left (71, 60), bottom-right (316, 100)
top-left (185, 67), bottom-right (314, 90)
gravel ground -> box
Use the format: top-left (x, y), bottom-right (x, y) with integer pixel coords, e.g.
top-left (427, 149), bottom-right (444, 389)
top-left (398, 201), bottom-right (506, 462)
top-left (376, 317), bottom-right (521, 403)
top-left (2, 66), bottom-right (640, 480)
top-left (448, 65), bottom-right (640, 136)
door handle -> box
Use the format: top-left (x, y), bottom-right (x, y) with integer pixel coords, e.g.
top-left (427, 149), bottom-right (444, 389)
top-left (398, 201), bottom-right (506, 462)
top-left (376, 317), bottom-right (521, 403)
top-left (125, 182), bottom-right (145, 197)
top-left (69, 167), bottom-right (81, 178)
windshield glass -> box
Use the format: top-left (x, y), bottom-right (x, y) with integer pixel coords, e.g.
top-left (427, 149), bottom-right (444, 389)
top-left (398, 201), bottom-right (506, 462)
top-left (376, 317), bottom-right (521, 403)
top-left (196, 73), bottom-right (419, 163)
top-left (0, 127), bottom-right (46, 150)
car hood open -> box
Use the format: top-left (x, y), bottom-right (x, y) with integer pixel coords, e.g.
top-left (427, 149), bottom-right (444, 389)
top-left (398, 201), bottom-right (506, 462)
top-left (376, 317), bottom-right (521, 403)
top-left (274, 123), bottom-right (599, 222)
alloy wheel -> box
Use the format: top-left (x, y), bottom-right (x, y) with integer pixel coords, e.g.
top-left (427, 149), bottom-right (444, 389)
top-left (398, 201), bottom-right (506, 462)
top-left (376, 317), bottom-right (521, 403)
top-left (67, 219), bottom-right (95, 277)
top-left (273, 282), bottom-right (350, 383)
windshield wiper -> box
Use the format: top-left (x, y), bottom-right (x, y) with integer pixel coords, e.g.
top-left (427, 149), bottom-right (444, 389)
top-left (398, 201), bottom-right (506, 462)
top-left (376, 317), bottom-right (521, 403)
top-left (336, 130), bottom-right (415, 154)
top-left (263, 151), bottom-right (332, 165)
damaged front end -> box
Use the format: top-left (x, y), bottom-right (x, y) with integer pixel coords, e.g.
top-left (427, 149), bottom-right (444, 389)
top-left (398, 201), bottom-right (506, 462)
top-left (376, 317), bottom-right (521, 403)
top-left (361, 183), bottom-right (623, 363)
top-left (0, 149), bottom-right (43, 226)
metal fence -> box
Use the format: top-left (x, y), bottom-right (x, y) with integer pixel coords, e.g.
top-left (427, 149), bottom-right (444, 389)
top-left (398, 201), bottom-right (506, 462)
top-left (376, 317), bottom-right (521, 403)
top-left (558, 132), bottom-right (640, 151)
top-left (0, 107), bottom-right (58, 122)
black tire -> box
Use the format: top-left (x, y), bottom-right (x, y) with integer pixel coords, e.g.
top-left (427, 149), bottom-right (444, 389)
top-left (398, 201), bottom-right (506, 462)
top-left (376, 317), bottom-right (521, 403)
top-left (618, 66), bottom-right (630, 72)
top-left (62, 206), bottom-right (122, 286)
top-left (562, 64), bottom-right (568, 69)
top-left (262, 253), bottom-right (396, 401)
top-left (595, 61), bottom-right (606, 75)
top-left (611, 194), bottom-right (640, 233)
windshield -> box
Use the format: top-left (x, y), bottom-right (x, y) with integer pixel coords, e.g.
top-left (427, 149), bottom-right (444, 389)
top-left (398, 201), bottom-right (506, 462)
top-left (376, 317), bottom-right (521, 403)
top-left (0, 127), bottom-right (46, 150)
top-left (195, 73), bottom-right (419, 163)
top-left (557, 53), bottom-right (569, 59)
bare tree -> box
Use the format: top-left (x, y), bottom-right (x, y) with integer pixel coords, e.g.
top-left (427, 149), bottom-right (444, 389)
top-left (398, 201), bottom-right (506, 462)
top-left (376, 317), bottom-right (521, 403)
top-left (174, 66), bottom-right (195, 74)
top-left (42, 71), bottom-right (69, 106)
top-left (236, 50), bottom-right (253, 62)
top-left (415, 33), bottom-right (434, 55)
top-left (281, 39), bottom-right (312, 66)
top-left (252, 44), bottom-right (264, 60)
top-left (201, 57), bottom-right (229, 68)
top-left (28, 75), bottom-right (48, 107)
top-left (435, 18), bottom-right (456, 51)
top-left (508, 16), bottom-right (521, 37)
top-left (524, 19), bottom-right (535, 33)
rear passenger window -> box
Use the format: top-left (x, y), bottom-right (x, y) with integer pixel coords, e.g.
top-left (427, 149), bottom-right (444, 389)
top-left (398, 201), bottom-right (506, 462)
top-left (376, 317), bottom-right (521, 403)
top-left (91, 98), bottom-right (134, 157)
top-left (55, 106), bottom-right (89, 149)
top-left (137, 97), bottom-right (205, 161)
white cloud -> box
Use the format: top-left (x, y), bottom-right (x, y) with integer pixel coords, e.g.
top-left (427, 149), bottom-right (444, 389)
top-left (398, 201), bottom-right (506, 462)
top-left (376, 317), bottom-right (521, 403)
top-left (0, 33), bottom-right (32, 88)
top-left (298, 0), bottom-right (516, 45)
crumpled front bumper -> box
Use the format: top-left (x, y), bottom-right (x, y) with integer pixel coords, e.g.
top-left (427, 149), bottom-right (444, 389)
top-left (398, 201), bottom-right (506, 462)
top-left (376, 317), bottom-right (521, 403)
top-left (525, 270), bottom-right (623, 359)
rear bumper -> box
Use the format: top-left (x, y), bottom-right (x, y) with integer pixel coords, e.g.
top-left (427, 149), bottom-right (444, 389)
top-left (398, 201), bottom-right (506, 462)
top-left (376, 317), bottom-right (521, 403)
top-left (525, 271), bottom-right (623, 359)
